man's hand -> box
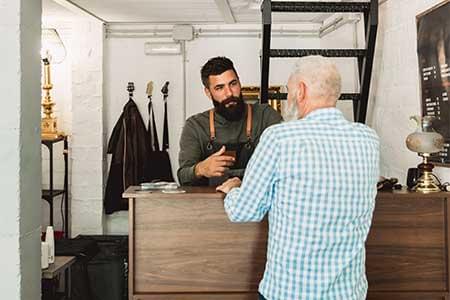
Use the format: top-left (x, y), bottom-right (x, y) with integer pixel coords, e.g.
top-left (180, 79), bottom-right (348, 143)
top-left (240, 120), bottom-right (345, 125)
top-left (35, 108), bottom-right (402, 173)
top-left (195, 146), bottom-right (235, 178)
top-left (216, 177), bottom-right (242, 194)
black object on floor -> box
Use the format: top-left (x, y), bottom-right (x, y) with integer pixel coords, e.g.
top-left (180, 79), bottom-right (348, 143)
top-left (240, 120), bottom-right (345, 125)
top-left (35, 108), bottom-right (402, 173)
top-left (54, 238), bottom-right (100, 300)
top-left (76, 235), bottom-right (129, 300)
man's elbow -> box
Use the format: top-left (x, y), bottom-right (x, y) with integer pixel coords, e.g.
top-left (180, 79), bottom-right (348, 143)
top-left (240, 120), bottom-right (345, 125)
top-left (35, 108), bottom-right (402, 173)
top-left (225, 207), bottom-right (264, 223)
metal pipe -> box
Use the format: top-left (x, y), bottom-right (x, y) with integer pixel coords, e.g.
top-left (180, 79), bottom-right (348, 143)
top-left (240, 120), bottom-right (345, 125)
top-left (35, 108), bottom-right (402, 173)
top-left (181, 41), bottom-right (187, 122)
top-left (106, 34), bottom-right (173, 39)
top-left (319, 17), bottom-right (359, 38)
top-left (105, 26), bottom-right (320, 39)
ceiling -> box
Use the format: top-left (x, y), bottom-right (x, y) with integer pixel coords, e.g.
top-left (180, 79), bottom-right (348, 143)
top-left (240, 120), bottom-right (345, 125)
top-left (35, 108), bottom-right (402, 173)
top-left (42, 0), bottom-right (351, 24)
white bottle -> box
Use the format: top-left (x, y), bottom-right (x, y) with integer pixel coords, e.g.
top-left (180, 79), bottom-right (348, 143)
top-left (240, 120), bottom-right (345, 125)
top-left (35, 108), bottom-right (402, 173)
top-left (41, 242), bottom-right (49, 269)
top-left (45, 226), bottom-right (55, 264)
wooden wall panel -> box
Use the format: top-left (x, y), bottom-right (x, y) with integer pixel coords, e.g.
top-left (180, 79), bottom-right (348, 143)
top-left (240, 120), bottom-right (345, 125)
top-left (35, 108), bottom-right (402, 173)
top-left (134, 195), bottom-right (267, 293)
top-left (133, 293), bottom-right (257, 300)
top-left (367, 292), bottom-right (446, 300)
top-left (366, 196), bottom-right (447, 292)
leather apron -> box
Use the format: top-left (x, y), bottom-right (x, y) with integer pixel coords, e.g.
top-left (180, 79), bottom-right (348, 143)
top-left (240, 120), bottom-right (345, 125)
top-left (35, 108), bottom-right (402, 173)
top-left (206, 104), bottom-right (255, 185)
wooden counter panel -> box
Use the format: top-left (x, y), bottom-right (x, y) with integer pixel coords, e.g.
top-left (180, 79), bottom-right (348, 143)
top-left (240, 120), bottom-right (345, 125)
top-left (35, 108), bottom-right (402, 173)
top-left (133, 195), bottom-right (267, 293)
top-left (133, 293), bottom-right (257, 300)
top-left (366, 227), bottom-right (444, 247)
top-left (366, 246), bottom-right (446, 291)
top-left (367, 292), bottom-right (447, 300)
top-left (367, 196), bottom-right (445, 247)
top-left (370, 197), bottom-right (445, 228)
top-left (365, 195), bottom-right (447, 292)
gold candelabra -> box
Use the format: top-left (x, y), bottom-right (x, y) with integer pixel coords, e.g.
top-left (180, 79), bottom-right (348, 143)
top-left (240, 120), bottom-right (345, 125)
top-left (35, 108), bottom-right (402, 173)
top-left (41, 58), bottom-right (62, 139)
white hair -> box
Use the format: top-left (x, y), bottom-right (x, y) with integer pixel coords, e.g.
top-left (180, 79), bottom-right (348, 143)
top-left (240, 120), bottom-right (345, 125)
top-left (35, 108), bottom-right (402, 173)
top-left (290, 55), bottom-right (342, 103)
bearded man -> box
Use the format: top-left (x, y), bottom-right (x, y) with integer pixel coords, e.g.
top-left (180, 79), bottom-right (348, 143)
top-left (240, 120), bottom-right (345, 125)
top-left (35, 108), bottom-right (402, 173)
top-left (177, 56), bottom-right (282, 186)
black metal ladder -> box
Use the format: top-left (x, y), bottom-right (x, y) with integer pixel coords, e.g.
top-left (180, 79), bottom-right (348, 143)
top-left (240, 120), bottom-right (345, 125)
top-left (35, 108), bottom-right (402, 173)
top-left (260, 0), bottom-right (378, 123)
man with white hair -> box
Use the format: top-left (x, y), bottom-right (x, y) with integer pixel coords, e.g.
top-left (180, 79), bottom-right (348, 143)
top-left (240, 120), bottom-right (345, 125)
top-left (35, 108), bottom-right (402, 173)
top-left (217, 56), bottom-right (380, 300)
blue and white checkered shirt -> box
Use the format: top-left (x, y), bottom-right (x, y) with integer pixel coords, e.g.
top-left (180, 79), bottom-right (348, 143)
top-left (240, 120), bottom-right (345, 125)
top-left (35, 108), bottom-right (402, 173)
top-left (224, 108), bottom-right (379, 300)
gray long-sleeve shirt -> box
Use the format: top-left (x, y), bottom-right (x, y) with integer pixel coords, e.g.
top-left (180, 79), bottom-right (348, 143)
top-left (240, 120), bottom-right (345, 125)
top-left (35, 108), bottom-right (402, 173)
top-left (177, 103), bottom-right (282, 185)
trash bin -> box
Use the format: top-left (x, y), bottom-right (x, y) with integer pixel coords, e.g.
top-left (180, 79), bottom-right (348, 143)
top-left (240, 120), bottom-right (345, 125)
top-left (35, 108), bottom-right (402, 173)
top-left (75, 235), bottom-right (128, 300)
top-left (54, 238), bottom-right (100, 300)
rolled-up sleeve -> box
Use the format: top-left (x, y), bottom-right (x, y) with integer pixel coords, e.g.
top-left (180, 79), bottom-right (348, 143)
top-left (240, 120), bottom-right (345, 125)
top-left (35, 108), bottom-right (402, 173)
top-left (224, 127), bottom-right (280, 222)
top-left (177, 119), bottom-right (204, 186)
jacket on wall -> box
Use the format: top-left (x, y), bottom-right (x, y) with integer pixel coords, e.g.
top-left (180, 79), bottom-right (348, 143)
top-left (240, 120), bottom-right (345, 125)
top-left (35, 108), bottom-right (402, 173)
top-left (104, 99), bottom-right (149, 214)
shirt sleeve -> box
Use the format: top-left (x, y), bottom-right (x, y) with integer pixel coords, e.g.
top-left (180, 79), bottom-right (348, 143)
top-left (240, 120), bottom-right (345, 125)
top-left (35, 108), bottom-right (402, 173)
top-left (177, 119), bottom-right (205, 186)
top-left (224, 127), bottom-right (280, 222)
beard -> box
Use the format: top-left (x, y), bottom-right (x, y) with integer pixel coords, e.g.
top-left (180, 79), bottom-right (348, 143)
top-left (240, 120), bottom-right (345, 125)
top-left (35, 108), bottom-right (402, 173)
top-left (282, 99), bottom-right (299, 122)
top-left (212, 93), bottom-right (245, 121)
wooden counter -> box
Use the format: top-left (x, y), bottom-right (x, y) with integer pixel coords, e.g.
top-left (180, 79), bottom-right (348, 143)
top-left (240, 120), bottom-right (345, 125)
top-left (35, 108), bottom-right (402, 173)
top-left (125, 186), bottom-right (266, 300)
top-left (124, 187), bottom-right (450, 300)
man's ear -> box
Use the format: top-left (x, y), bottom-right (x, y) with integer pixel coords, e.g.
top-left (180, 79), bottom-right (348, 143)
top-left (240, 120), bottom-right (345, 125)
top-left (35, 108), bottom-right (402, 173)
top-left (297, 81), bottom-right (306, 104)
top-left (204, 86), bottom-right (212, 100)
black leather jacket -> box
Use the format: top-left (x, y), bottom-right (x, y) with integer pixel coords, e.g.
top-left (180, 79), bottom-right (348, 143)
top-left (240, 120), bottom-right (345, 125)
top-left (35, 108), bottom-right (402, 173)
top-left (104, 100), bottom-right (149, 214)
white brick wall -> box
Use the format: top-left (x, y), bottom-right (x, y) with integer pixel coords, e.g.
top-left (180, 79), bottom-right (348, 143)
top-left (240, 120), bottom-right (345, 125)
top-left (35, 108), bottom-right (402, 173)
top-left (0, 0), bottom-right (42, 299)
top-left (320, 0), bottom-right (450, 184)
top-left (39, 17), bottom-right (105, 236)
top-left (370, 0), bottom-right (450, 183)
top-left (70, 20), bottom-right (105, 236)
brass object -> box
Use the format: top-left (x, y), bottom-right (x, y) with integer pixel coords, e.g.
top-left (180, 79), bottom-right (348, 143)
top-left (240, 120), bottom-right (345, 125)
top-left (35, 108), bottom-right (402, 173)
top-left (41, 58), bottom-right (63, 139)
top-left (241, 85), bottom-right (283, 112)
top-left (268, 99), bottom-right (282, 112)
top-left (405, 115), bottom-right (444, 193)
top-left (413, 153), bottom-right (441, 193)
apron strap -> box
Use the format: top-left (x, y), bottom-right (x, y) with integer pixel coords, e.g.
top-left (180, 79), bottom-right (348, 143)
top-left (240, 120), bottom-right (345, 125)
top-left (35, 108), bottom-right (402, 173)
top-left (246, 104), bottom-right (252, 142)
top-left (209, 109), bottom-right (216, 141)
top-left (208, 104), bottom-right (253, 147)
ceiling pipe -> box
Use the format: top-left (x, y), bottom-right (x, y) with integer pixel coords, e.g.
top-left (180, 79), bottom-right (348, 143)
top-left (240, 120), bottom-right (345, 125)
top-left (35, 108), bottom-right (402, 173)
top-left (214, 0), bottom-right (236, 24)
top-left (52, 0), bottom-right (106, 23)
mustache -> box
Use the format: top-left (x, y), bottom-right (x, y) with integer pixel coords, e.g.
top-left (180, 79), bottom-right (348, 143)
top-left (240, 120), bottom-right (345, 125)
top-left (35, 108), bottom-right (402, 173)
top-left (222, 96), bottom-right (240, 105)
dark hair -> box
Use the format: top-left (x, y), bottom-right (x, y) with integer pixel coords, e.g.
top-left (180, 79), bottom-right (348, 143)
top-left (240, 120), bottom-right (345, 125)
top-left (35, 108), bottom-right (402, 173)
top-left (200, 56), bottom-right (239, 88)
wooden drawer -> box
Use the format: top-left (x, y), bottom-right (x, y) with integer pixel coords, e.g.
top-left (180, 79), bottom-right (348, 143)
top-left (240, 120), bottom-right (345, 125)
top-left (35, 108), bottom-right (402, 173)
top-left (366, 195), bottom-right (447, 292)
top-left (134, 294), bottom-right (257, 300)
top-left (367, 291), bottom-right (447, 300)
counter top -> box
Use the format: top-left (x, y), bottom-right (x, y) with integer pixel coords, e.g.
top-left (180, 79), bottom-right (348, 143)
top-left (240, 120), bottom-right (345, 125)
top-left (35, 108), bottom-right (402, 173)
top-left (123, 185), bottom-right (223, 199)
top-left (124, 185), bottom-right (450, 199)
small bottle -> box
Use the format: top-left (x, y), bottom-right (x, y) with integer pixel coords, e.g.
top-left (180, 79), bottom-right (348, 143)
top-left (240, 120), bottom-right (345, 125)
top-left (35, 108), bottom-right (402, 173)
top-left (45, 226), bottom-right (55, 264)
top-left (41, 242), bottom-right (49, 269)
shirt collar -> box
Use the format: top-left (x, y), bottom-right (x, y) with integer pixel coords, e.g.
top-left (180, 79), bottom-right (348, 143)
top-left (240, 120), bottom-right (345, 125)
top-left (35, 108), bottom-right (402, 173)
top-left (302, 107), bottom-right (344, 122)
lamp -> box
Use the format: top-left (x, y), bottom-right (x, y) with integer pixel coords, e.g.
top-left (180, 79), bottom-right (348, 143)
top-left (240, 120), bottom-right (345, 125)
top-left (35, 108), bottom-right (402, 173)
top-left (405, 115), bottom-right (444, 193)
top-left (41, 28), bottom-right (66, 139)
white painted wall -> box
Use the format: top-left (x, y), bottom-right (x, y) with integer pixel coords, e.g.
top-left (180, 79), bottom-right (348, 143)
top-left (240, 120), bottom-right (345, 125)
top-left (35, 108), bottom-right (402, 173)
top-left (104, 30), bottom-right (321, 233)
top-left (0, 0), bottom-right (42, 299)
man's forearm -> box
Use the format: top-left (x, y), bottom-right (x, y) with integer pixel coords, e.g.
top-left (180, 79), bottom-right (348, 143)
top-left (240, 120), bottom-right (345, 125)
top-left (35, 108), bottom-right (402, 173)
top-left (177, 165), bottom-right (205, 186)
